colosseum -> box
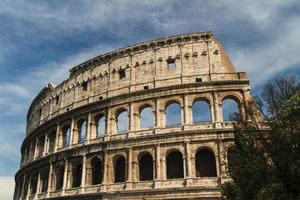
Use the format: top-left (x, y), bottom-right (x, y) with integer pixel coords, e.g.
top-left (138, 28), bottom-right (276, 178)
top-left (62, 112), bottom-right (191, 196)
top-left (14, 32), bottom-right (250, 200)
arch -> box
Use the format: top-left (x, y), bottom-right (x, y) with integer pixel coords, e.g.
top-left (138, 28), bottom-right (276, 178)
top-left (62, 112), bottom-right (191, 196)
top-left (116, 109), bottom-right (129, 133)
top-left (138, 152), bottom-right (153, 181)
top-left (165, 101), bottom-right (181, 126)
top-left (96, 115), bottom-right (106, 137)
top-left (30, 173), bottom-right (38, 195)
top-left (91, 157), bottom-right (103, 185)
top-left (114, 155), bottom-right (126, 183)
top-left (55, 165), bottom-right (64, 190)
top-left (192, 99), bottom-right (211, 123)
top-left (40, 166), bottom-right (49, 192)
top-left (71, 161), bottom-right (82, 187)
top-left (195, 148), bottom-right (217, 177)
top-left (62, 125), bottom-right (71, 146)
top-left (166, 151), bottom-right (184, 179)
top-left (48, 130), bottom-right (56, 153)
top-left (77, 119), bottom-right (87, 142)
top-left (222, 97), bottom-right (240, 122)
top-left (140, 106), bottom-right (154, 129)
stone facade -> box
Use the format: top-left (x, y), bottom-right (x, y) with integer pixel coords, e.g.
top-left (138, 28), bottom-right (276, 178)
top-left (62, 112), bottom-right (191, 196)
top-left (14, 32), bottom-right (251, 200)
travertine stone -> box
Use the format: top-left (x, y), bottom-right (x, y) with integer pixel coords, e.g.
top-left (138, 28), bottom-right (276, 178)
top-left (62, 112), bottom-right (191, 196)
top-left (14, 32), bottom-right (251, 200)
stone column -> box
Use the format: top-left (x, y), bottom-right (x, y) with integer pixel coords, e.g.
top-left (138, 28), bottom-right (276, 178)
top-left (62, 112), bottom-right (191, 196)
top-left (183, 95), bottom-right (191, 125)
top-left (43, 134), bottom-right (48, 156)
top-left (20, 174), bottom-right (27, 199)
top-left (86, 113), bottom-right (92, 143)
top-left (126, 148), bottom-right (132, 189)
top-left (101, 151), bottom-right (109, 191)
top-left (213, 92), bottom-right (221, 128)
top-left (54, 123), bottom-right (60, 152)
top-left (129, 102), bottom-right (135, 133)
top-left (69, 118), bottom-right (75, 146)
top-left (154, 144), bottom-right (161, 188)
top-left (185, 141), bottom-right (193, 186)
top-left (210, 103), bottom-right (215, 123)
top-left (34, 139), bottom-right (38, 160)
top-left (155, 98), bottom-right (160, 129)
top-left (81, 155), bottom-right (87, 192)
top-left (35, 171), bottom-right (41, 197)
top-left (46, 162), bottom-right (53, 197)
top-left (105, 108), bottom-right (113, 139)
top-left (62, 159), bottom-right (69, 195)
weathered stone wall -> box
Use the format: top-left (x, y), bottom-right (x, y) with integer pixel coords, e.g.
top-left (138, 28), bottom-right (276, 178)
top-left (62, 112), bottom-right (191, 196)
top-left (15, 32), bottom-right (251, 200)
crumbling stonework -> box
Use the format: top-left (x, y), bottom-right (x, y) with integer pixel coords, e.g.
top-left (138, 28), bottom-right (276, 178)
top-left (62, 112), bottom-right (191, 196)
top-left (14, 32), bottom-right (250, 200)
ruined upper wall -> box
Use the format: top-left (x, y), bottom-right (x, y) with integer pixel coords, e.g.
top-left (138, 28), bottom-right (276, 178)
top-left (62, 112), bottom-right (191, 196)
top-left (26, 32), bottom-right (247, 134)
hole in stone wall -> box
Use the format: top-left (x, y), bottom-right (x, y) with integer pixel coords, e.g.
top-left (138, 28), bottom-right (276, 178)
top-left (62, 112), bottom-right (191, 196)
top-left (144, 85), bottom-right (149, 90)
top-left (196, 78), bottom-right (202, 82)
top-left (118, 69), bottom-right (126, 79)
top-left (167, 58), bottom-right (176, 70)
top-left (82, 81), bottom-right (88, 91)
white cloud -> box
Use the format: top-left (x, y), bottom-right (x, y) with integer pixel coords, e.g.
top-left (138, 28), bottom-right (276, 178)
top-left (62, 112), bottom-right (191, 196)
top-left (0, 176), bottom-right (14, 200)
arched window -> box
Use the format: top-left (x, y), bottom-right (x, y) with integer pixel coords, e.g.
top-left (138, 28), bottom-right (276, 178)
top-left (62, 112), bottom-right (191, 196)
top-left (48, 130), bottom-right (56, 153)
top-left (195, 149), bottom-right (217, 177)
top-left (78, 120), bottom-right (87, 142)
top-left (165, 102), bottom-right (181, 126)
top-left (117, 110), bottom-right (129, 133)
top-left (91, 157), bottom-right (103, 185)
top-left (222, 98), bottom-right (240, 122)
top-left (72, 162), bottom-right (82, 188)
top-left (97, 115), bottom-right (106, 137)
top-left (30, 173), bottom-right (38, 195)
top-left (139, 152), bottom-right (153, 181)
top-left (192, 100), bottom-right (211, 123)
top-left (55, 165), bottom-right (64, 190)
top-left (62, 126), bottom-right (71, 146)
top-left (140, 106), bottom-right (154, 129)
top-left (40, 167), bottom-right (49, 192)
top-left (114, 155), bottom-right (126, 183)
top-left (166, 151), bottom-right (184, 179)
top-left (38, 135), bottom-right (45, 157)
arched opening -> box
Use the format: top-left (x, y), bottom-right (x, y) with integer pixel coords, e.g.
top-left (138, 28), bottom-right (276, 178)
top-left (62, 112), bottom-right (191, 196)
top-left (62, 125), bottom-right (71, 146)
top-left (40, 167), bottom-right (49, 192)
top-left (222, 98), bottom-right (240, 122)
top-left (165, 102), bottom-right (181, 126)
top-left (71, 162), bottom-right (82, 188)
top-left (48, 130), bottom-right (56, 153)
top-left (37, 135), bottom-right (45, 157)
top-left (96, 115), bottom-right (106, 137)
top-left (166, 151), bottom-right (184, 179)
top-left (30, 173), bottom-right (38, 195)
top-left (55, 165), bottom-right (64, 190)
top-left (195, 149), bottom-right (217, 177)
top-left (140, 106), bottom-right (154, 129)
top-left (91, 157), bottom-right (103, 185)
top-left (192, 100), bottom-right (211, 123)
top-left (78, 119), bottom-right (87, 142)
top-left (116, 110), bottom-right (129, 133)
top-left (114, 155), bottom-right (126, 183)
top-left (139, 152), bottom-right (153, 181)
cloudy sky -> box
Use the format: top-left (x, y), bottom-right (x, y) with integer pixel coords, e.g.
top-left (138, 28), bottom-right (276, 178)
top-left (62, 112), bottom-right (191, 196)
top-left (1, 0), bottom-right (300, 199)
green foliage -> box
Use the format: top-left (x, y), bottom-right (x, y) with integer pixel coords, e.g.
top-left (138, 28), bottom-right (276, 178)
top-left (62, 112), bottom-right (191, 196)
top-left (222, 76), bottom-right (300, 200)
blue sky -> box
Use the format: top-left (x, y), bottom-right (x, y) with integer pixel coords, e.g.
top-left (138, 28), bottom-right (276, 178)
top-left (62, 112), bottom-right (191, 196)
top-left (1, 0), bottom-right (300, 199)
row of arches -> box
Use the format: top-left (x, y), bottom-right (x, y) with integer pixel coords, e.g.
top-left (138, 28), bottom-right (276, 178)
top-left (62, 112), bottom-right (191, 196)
top-left (22, 97), bottom-right (240, 164)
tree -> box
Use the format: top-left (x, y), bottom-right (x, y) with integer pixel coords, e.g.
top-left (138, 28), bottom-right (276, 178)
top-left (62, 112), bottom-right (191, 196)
top-left (222, 76), bottom-right (300, 200)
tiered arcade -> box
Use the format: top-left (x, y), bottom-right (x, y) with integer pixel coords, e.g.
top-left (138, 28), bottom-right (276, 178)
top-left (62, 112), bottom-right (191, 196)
top-left (14, 32), bottom-right (250, 200)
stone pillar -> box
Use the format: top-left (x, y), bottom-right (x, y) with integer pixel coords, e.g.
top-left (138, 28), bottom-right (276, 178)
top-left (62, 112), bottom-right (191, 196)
top-left (213, 92), bottom-right (221, 128)
top-left (35, 171), bottom-right (41, 197)
top-left (210, 103), bottom-right (215, 123)
top-left (81, 155), bottom-right (87, 192)
top-left (34, 139), bottom-right (38, 160)
top-left (26, 176), bottom-right (31, 200)
top-left (70, 118), bottom-right (75, 147)
top-left (154, 144), bottom-right (161, 188)
top-left (43, 134), bottom-right (48, 156)
top-left (106, 108), bottom-right (113, 138)
top-left (46, 162), bottom-right (53, 197)
top-left (155, 98), bottom-right (160, 128)
top-left (86, 113), bottom-right (92, 143)
top-left (20, 174), bottom-right (27, 199)
top-left (102, 151), bottom-right (109, 191)
top-left (54, 123), bottom-right (60, 152)
top-left (62, 159), bottom-right (69, 195)
top-left (183, 95), bottom-right (190, 125)
top-left (185, 141), bottom-right (193, 187)
top-left (126, 148), bottom-right (132, 189)
top-left (129, 102), bottom-right (135, 132)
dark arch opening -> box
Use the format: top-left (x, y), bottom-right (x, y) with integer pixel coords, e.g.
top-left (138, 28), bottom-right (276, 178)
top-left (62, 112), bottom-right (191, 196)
top-left (72, 162), bottom-right (82, 187)
top-left (55, 165), bottom-right (64, 190)
top-left (91, 157), bottom-right (103, 185)
top-left (139, 152), bottom-right (153, 181)
top-left (62, 125), bottom-right (71, 146)
top-left (77, 119), bottom-right (87, 142)
top-left (114, 155), bottom-right (126, 183)
top-left (166, 151), bottom-right (184, 179)
top-left (116, 110), bottom-right (129, 133)
top-left (96, 115), bottom-right (106, 137)
top-left (195, 149), bottom-right (217, 177)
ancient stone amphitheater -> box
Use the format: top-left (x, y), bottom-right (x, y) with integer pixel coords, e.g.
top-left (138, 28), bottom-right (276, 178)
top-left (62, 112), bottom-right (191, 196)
top-left (14, 32), bottom-right (250, 200)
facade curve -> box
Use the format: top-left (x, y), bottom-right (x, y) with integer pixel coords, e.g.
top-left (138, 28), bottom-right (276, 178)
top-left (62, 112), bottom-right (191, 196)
top-left (14, 32), bottom-right (251, 200)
